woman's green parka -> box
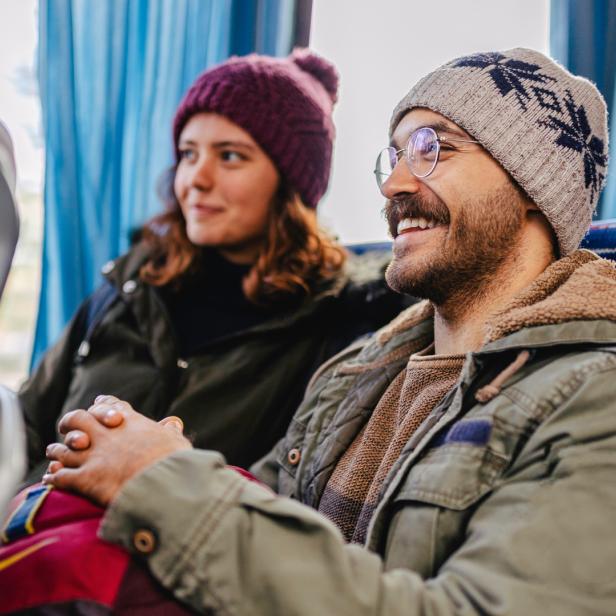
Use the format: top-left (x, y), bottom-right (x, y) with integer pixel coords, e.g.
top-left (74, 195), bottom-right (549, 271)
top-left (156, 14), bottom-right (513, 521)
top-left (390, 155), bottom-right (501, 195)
top-left (20, 243), bottom-right (409, 478)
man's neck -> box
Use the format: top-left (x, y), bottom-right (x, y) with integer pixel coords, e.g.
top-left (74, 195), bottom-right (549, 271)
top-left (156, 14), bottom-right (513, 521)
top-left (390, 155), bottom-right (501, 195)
top-left (432, 250), bottom-right (554, 356)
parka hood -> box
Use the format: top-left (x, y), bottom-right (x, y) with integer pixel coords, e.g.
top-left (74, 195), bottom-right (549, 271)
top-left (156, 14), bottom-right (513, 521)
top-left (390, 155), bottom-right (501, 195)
top-left (486, 250), bottom-right (616, 343)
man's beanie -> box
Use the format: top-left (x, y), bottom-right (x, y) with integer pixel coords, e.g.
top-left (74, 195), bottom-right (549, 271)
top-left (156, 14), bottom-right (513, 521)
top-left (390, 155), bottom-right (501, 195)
top-left (390, 48), bottom-right (609, 256)
top-left (173, 49), bottom-right (338, 209)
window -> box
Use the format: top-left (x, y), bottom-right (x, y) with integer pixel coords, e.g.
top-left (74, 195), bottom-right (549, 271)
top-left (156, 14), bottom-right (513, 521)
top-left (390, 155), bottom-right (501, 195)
top-left (0, 0), bottom-right (43, 389)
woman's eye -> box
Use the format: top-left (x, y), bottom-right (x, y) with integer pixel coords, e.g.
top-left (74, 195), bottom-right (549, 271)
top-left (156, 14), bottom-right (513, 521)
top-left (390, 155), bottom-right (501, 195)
top-left (178, 149), bottom-right (196, 162)
top-left (221, 150), bottom-right (246, 163)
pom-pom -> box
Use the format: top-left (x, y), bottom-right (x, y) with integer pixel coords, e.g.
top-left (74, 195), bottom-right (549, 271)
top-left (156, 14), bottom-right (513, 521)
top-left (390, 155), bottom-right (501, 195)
top-left (291, 48), bottom-right (339, 104)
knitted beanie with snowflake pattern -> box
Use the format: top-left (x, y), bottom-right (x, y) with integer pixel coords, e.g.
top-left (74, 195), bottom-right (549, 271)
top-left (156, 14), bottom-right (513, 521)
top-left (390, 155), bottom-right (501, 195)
top-left (390, 48), bottom-right (609, 255)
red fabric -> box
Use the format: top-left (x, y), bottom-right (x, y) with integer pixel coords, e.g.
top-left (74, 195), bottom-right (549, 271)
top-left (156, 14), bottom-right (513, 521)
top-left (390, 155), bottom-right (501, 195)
top-left (113, 561), bottom-right (195, 614)
top-left (0, 466), bottom-right (259, 613)
top-left (0, 487), bottom-right (129, 613)
top-left (227, 465), bottom-right (262, 483)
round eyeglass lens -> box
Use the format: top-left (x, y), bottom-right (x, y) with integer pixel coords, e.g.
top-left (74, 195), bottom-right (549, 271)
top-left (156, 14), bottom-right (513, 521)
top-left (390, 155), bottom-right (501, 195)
top-left (374, 147), bottom-right (397, 188)
top-left (409, 127), bottom-right (439, 178)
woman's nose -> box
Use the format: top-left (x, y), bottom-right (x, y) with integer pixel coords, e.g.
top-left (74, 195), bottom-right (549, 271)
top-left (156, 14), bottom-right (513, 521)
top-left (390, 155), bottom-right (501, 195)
top-left (189, 156), bottom-right (215, 191)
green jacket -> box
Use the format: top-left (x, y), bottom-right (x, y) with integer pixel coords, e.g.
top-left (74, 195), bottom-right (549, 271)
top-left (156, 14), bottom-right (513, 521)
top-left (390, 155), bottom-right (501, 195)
top-left (101, 251), bottom-right (616, 615)
top-left (21, 243), bottom-right (409, 477)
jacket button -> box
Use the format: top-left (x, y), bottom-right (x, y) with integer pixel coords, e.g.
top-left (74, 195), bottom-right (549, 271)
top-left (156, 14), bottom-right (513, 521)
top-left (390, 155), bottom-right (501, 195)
top-left (122, 280), bottom-right (137, 294)
top-left (133, 529), bottom-right (156, 554)
top-left (287, 448), bottom-right (301, 465)
top-left (101, 260), bottom-right (115, 275)
top-left (77, 340), bottom-right (90, 357)
top-left (177, 358), bottom-right (188, 369)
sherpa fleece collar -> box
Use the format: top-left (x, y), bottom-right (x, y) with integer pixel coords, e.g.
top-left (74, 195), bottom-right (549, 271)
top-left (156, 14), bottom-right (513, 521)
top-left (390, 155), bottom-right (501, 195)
top-left (375, 250), bottom-right (616, 350)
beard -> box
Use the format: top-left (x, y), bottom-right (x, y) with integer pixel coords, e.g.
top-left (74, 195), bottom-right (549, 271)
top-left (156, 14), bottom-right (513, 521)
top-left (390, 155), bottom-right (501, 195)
top-left (384, 184), bottom-right (526, 306)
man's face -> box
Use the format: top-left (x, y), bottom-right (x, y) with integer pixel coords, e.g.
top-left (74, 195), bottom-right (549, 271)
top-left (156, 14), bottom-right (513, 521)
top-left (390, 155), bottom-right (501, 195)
top-left (382, 108), bottom-right (528, 305)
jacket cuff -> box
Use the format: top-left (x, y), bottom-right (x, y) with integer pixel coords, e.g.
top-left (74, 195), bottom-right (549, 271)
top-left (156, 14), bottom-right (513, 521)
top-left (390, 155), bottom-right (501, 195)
top-left (99, 449), bottom-right (247, 588)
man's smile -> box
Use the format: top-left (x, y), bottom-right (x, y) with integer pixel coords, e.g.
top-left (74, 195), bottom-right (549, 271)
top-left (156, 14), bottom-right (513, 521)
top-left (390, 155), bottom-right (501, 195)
top-left (393, 219), bottom-right (448, 255)
top-left (385, 196), bottom-right (450, 240)
top-left (396, 216), bottom-right (446, 234)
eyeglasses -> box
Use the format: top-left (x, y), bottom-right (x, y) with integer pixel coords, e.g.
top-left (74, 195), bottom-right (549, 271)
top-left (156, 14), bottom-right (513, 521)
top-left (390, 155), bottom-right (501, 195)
top-left (374, 126), bottom-right (480, 189)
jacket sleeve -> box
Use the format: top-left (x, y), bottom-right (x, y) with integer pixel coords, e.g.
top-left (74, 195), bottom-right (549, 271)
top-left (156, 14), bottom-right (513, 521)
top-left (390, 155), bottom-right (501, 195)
top-left (99, 361), bottom-right (616, 616)
top-left (18, 302), bottom-right (89, 473)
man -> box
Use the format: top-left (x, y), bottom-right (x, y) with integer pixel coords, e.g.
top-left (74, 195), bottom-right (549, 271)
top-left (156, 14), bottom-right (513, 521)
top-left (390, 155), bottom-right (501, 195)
top-left (44, 48), bottom-right (616, 614)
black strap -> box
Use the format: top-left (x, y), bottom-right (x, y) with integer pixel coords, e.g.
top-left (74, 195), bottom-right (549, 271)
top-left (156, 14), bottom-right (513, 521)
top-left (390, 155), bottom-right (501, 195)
top-left (77, 280), bottom-right (119, 343)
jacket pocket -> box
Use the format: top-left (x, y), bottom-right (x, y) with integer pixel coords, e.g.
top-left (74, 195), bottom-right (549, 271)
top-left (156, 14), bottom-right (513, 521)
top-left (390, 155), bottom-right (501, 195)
top-left (383, 422), bottom-right (510, 575)
top-left (396, 439), bottom-right (509, 509)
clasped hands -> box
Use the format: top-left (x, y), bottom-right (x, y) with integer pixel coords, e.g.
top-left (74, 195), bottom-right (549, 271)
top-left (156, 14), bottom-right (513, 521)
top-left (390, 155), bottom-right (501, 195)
top-left (43, 395), bottom-right (192, 506)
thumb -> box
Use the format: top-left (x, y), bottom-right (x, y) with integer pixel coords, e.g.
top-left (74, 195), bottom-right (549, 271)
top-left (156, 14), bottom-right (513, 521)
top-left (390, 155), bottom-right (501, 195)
top-left (159, 416), bottom-right (185, 434)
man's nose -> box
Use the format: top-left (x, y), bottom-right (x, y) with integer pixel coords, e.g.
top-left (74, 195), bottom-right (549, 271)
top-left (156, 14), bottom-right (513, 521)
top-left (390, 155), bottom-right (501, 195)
top-left (379, 158), bottom-right (421, 201)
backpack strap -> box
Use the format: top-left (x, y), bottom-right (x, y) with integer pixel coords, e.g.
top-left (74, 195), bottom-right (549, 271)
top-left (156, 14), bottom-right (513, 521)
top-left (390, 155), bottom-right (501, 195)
top-left (73, 280), bottom-right (119, 360)
top-left (84, 280), bottom-right (119, 339)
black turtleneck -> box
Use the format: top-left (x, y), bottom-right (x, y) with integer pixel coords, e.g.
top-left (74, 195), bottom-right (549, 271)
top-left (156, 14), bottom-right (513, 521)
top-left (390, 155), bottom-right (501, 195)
top-left (158, 249), bottom-right (270, 357)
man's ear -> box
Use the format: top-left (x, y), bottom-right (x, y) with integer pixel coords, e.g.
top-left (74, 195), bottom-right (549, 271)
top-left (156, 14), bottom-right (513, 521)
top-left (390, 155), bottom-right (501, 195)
top-left (525, 205), bottom-right (559, 259)
top-left (518, 189), bottom-right (540, 212)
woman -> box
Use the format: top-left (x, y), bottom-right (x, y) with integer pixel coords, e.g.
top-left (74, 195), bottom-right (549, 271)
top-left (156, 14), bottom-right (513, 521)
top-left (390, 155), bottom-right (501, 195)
top-left (19, 49), bottom-right (407, 479)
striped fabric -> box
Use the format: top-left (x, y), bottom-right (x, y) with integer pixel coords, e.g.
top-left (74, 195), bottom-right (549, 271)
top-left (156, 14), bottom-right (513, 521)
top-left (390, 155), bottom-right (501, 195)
top-left (318, 345), bottom-right (464, 544)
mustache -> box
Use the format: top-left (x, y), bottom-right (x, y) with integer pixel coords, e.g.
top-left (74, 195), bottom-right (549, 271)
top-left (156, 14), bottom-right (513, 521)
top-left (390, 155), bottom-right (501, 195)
top-left (383, 195), bottom-right (450, 237)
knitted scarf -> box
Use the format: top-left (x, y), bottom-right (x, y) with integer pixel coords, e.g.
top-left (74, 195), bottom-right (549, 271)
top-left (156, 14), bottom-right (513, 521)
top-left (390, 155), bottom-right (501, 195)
top-left (317, 346), bottom-right (464, 543)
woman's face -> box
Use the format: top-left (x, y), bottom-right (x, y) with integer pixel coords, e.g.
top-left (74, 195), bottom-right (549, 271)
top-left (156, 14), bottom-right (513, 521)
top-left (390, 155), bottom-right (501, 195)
top-left (174, 112), bottom-right (280, 264)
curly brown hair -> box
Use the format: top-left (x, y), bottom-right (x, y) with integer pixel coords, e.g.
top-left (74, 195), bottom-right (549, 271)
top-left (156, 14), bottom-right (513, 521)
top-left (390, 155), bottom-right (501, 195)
top-left (139, 176), bottom-right (347, 307)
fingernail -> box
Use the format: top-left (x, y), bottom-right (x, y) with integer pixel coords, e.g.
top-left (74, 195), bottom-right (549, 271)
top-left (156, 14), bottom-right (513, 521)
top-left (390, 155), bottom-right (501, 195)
top-left (95, 395), bottom-right (105, 403)
top-left (42, 474), bottom-right (51, 484)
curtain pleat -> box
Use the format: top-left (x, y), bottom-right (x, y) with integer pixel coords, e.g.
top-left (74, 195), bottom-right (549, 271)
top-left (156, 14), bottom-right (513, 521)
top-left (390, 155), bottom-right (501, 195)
top-left (550, 0), bottom-right (616, 219)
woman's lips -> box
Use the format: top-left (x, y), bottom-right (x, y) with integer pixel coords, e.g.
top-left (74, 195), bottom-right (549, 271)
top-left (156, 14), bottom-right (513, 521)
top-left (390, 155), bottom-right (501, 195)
top-left (190, 204), bottom-right (224, 215)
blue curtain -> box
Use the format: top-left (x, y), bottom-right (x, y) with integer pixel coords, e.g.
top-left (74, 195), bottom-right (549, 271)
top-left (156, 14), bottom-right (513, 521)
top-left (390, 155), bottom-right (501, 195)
top-left (550, 0), bottom-right (616, 218)
top-left (34, 0), bottom-right (298, 367)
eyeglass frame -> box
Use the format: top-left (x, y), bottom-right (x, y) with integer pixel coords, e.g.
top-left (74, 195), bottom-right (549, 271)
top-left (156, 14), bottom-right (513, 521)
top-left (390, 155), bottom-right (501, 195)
top-left (374, 126), bottom-right (481, 189)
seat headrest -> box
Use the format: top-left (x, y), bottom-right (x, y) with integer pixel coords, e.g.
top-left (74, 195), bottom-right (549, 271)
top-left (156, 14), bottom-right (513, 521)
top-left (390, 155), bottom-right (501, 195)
top-left (0, 122), bottom-right (19, 300)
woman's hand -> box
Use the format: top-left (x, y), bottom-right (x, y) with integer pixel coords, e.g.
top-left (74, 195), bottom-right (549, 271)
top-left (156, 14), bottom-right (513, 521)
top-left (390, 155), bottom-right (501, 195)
top-left (43, 396), bottom-right (192, 506)
top-left (57, 395), bottom-right (185, 451)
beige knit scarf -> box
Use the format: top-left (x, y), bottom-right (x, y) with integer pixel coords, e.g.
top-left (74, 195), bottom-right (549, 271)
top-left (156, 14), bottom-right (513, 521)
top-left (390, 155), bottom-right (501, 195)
top-left (318, 345), bottom-right (464, 544)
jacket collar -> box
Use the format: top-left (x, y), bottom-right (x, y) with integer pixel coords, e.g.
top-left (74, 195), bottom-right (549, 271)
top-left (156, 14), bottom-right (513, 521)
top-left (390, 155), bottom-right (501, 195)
top-left (102, 242), bottom-right (351, 337)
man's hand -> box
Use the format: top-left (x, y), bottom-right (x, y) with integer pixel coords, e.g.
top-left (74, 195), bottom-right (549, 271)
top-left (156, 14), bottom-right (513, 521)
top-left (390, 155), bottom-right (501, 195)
top-left (43, 396), bottom-right (192, 506)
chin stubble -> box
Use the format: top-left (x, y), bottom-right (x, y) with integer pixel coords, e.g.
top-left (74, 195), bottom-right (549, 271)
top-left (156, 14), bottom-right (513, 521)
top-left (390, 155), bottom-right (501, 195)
top-left (385, 185), bottom-right (526, 308)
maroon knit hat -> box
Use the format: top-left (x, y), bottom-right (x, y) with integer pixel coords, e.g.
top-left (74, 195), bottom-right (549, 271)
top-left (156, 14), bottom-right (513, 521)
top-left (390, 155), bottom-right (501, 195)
top-left (172, 49), bottom-right (339, 209)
